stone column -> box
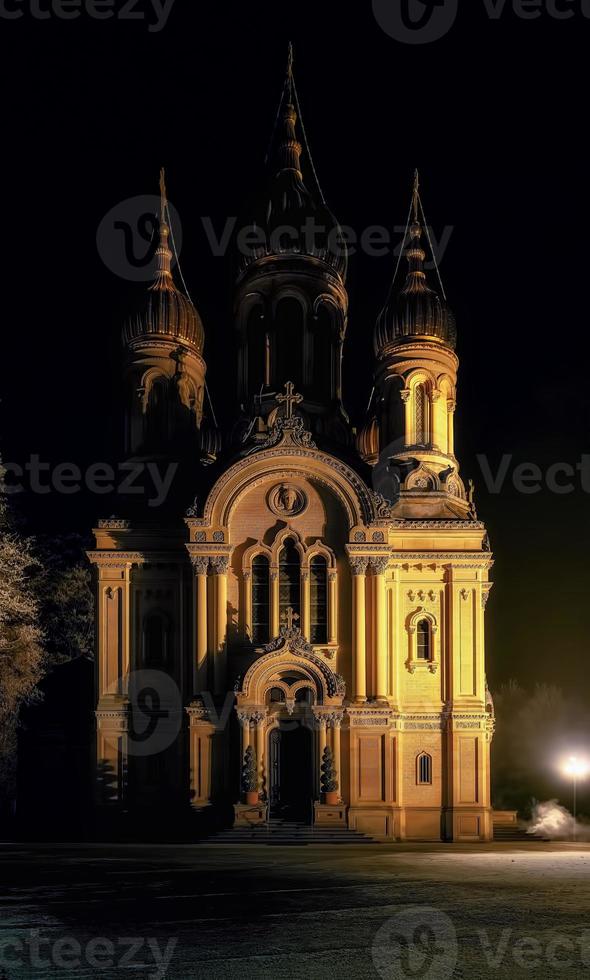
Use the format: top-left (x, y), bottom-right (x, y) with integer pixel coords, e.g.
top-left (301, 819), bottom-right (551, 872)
top-left (331, 715), bottom-right (342, 793)
top-left (371, 556), bottom-right (389, 702)
top-left (191, 557), bottom-right (209, 696)
top-left (253, 711), bottom-right (267, 798)
top-left (351, 558), bottom-right (368, 702)
top-left (318, 716), bottom-right (327, 790)
top-left (270, 570), bottom-right (280, 637)
top-left (211, 555), bottom-right (229, 695)
top-left (328, 571), bottom-right (337, 645)
top-left (447, 398), bottom-right (456, 456)
top-left (301, 570), bottom-right (310, 639)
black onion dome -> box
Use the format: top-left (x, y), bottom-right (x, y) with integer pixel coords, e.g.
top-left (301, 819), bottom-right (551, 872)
top-left (236, 65), bottom-right (347, 282)
top-left (375, 185), bottom-right (456, 355)
top-left (123, 176), bottom-right (205, 353)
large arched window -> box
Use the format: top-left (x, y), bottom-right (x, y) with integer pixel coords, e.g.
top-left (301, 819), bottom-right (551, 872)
top-left (142, 611), bottom-right (170, 669)
top-left (416, 619), bottom-right (431, 661)
top-left (279, 538), bottom-right (301, 625)
top-left (251, 555), bottom-right (270, 644)
top-left (417, 752), bottom-right (433, 785)
top-left (414, 382), bottom-right (427, 444)
top-left (310, 555), bottom-right (328, 644)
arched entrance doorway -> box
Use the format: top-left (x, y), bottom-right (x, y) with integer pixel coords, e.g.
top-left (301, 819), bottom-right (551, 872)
top-left (269, 721), bottom-right (313, 820)
top-left (234, 627), bottom-right (346, 826)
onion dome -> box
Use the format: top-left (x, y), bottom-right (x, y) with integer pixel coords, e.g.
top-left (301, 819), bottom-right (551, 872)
top-left (123, 170), bottom-right (205, 352)
top-left (374, 172), bottom-right (456, 355)
top-left (356, 415), bottom-right (380, 466)
top-left (236, 44), bottom-right (347, 282)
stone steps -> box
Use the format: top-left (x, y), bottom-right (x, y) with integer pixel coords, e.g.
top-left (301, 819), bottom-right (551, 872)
top-left (204, 820), bottom-right (379, 845)
top-left (493, 825), bottom-right (547, 842)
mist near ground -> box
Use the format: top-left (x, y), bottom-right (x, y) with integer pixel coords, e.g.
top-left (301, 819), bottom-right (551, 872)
top-left (491, 681), bottom-right (590, 818)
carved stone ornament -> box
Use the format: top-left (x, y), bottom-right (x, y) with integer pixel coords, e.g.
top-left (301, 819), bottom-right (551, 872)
top-left (190, 556), bottom-right (209, 575)
top-left (350, 557), bottom-right (369, 575)
top-left (255, 414), bottom-right (317, 453)
top-left (261, 627), bottom-right (346, 698)
top-left (97, 518), bottom-right (131, 529)
top-left (369, 490), bottom-right (395, 519)
top-left (369, 555), bottom-right (390, 574)
top-left (185, 496), bottom-right (199, 518)
top-left (210, 555), bottom-right (230, 574)
top-left (267, 483), bottom-right (307, 518)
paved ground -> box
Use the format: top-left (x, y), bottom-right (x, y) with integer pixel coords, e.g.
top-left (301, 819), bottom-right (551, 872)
top-left (1, 841), bottom-right (590, 979)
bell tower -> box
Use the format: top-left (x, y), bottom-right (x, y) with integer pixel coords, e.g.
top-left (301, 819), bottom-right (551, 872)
top-left (233, 46), bottom-right (350, 448)
top-left (359, 173), bottom-right (471, 519)
top-left (122, 170), bottom-right (209, 459)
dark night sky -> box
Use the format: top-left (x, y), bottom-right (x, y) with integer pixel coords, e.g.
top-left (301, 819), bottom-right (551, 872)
top-left (0, 2), bottom-right (588, 697)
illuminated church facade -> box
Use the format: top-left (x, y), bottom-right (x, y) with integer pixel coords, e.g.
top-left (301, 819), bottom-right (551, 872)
top-left (90, 55), bottom-right (495, 841)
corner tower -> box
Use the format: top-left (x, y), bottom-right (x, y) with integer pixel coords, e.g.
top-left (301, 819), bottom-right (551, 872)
top-left (233, 46), bottom-right (350, 448)
top-left (359, 173), bottom-right (469, 518)
top-left (122, 170), bottom-right (208, 459)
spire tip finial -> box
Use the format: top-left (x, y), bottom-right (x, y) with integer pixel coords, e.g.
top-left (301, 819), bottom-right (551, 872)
top-left (412, 169), bottom-right (420, 221)
top-left (159, 167), bottom-right (167, 223)
top-left (287, 40), bottom-right (294, 75)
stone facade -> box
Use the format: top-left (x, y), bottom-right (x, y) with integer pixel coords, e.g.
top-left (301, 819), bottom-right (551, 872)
top-left (88, 55), bottom-right (494, 841)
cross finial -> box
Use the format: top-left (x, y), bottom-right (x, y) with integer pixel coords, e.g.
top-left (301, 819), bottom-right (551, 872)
top-left (281, 606), bottom-right (300, 631)
top-left (276, 380), bottom-right (303, 420)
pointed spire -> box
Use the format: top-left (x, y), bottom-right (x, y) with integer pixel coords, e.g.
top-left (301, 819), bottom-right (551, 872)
top-left (374, 172), bottom-right (456, 353)
top-left (151, 167), bottom-right (174, 292)
top-left (404, 169), bottom-right (427, 291)
top-left (274, 42), bottom-right (303, 178)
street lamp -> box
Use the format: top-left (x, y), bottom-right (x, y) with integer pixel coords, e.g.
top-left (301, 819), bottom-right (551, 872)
top-left (562, 756), bottom-right (589, 842)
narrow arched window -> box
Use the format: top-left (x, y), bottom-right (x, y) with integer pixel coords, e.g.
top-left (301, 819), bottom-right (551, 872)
top-left (267, 687), bottom-right (285, 704)
top-left (416, 619), bottom-right (431, 660)
top-left (279, 538), bottom-right (301, 626)
top-left (414, 383), bottom-right (427, 444)
top-left (146, 378), bottom-right (169, 448)
top-left (310, 555), bottom-right (328, 644)
top-left (251, 555), bottom-right (270, 644)
top-left (276, 298), bottom-right (304, 391)
top-left (143, 612), bottom-right (170, 669)
top-left (247, 306), bottom-right (268, 396)
top-left (417, 753), bottom-right (433, 785)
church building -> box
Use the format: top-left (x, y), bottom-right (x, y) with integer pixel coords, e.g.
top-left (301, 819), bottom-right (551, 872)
top-left (89, 54), bottom-right (495, 841)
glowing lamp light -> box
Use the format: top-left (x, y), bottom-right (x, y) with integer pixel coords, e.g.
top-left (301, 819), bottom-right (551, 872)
top-left (563, 757), bottom-right (590, 778)
top-left (562, 756), bottom-right (589, 842)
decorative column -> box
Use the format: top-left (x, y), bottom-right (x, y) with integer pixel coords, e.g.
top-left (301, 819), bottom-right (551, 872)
top-left (400, 388), bottom-right (411, 446)
top-left (301, 569), bottom-right (310, 639)
top-left (243, 570), bottom-right (252, 641)
top-left (351, 558), bottom-right (368, 702)
top-left (253, 710), bottom-right (267, 797)
top-left (447, 398), bottom-right (456, 456)
top-left (371, 556), bottom-right (389, 702)
top-left (270, 569), bottom-right (280, 637)
top-left (328, 571), bottom-right (337, 645)
top-left (330, 714), bottom-right (342, 793)
top-left (191, 556), bottom-right (209, 696)
top-left (211, 555), bottom-right (229, 695)
top-left (317, 715), bottom-right (327, 784)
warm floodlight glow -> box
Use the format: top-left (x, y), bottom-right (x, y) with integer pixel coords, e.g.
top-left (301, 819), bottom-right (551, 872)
top-left (563, 756), bottom-right (590, 778)
top-left (561, 756), bottom-right (589, 842)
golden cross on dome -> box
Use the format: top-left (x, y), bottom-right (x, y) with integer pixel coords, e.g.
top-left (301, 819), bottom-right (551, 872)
top-left (276, 381), bottom-right (303, 420)
top-left (281, 607), bottom-right (300, 630)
